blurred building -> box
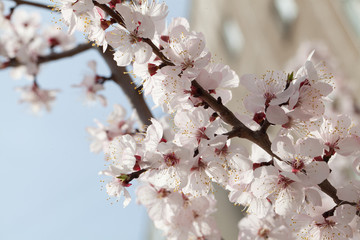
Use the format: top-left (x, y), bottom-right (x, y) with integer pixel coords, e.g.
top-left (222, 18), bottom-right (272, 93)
top-left (189, 0), bottom-right (360, 239)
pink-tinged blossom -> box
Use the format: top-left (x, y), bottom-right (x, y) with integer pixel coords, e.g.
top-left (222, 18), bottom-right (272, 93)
top-left (143, 118), bottom-right (163, 153)
top-left (182, 137), bottom-right (234, 197)
top-left (130, 0), bottom-right (168, 33)
top-left (161, 18), bottom-right (211, 79)
top-left (73, 60), bottom-right (107, 106)
top-left (251, 166), bottom-right (305, 216)
top-left (87, 105), bottom-right (136, 154)
top-left (86, 7), bottom-right (108, 51)
top-left (227, 144), bottom-right (272, 218)
top-left (42, 25), bottom-right (75, 50)
top-left (240, 70), bottom-right (293, 125)
top-left (106, 104), bottom-right (137, 139)
top-left (174, 108), bottom-right (220, 148)
top-left (288, 59), bottom-right (333, 121)
top-left (288, 214), bottom-right (353, 239)
top-left (271, 136), bottom-right (329, 186)
top-left (195, 63), bottom-right (239, 105)
top-left (132, 55), bottom-right (162, 96)
top-left (136, 184), bottom-right (183, 222)
top-left (105, 134), bottom-right (139, 173)
top-left (99, 165), bottom-right (132, 207)
top-left (106, 4), bottom-right (155, 66)
top-left (151, 194), bottom-right (221, 240)
top-left (141, 142), bottom-right (193, 191)
top-left (238, 213), bottom-right (292, 240)
top-left (16, 82), bottom-right (59, 114)
top-left (311, 115), bottom-right (359, 157)
top-left (11, 10), bottom-right (41, 43)
top-left (150, 71), bottom-right (192, 112)
top-left (59, 0), bottom-right (96, 34)
top-left (87, 119), bottom-right (109, 154)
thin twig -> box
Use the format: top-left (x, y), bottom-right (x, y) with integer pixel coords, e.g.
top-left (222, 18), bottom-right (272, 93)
top-left (2, 43), bottom-right (94, 69)
top-left (93, 1), bottom-right (126, 28)
top-left (9, 0), bottom-right (52, 10)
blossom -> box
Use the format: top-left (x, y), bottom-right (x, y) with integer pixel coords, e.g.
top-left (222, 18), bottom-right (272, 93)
top-left (72, 60), bottom-right (107, 106)
top-left (240, 70), bottom-right (293, 125)
top-left (289, 214), bottom-right (353, 239)
top-left (59, 0), bottom-right (96, 34)
top-left (271, 135), bottom-right (329, 186)
top-left (195, 63), bottom-right (239, 105)
top-left (251, 166), bottom-right (305, 216)
top-left (174, 108), bottom-right (220, 148)
top-left (238, 213), bottom-right (291, 240)
top-left (161, 18), bottom-right (211, 79)
top-left (106, 4), bottom-right (155, 66)
top-left (287, 59), bottom-right (333, 120)
top-left (142, 142), bottom-right (194, 190)
top-left (16, 82), bottom-right (59, 113)
top-left (99, 165), bottom-right (132, 207)
top-left (311, 115), bottom-right (359, 157)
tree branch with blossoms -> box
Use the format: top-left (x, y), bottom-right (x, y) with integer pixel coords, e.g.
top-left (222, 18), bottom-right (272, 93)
top-left (93, 1), bottom-right (358, 214)
top-left (2, 0), bottom-right (360, 239)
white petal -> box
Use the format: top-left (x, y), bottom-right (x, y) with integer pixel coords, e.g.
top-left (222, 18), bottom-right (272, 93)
top-left (299, 138), bottom-right (323, 158)
top-left (266, 105), bottom-right (289, 125)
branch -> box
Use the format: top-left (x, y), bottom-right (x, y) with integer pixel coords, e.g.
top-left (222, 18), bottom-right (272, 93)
top-left (97, 46), bottom-right (153, 126)
top-left (143, 38), bottom-right (174, 66)
top-left (318, 179), bottom-right (341, 205)
top-left (9, 0), bottom-right (52, 10)
top-left (2, 43), bottom-right (94, 69)
top-left (192, 80), bottom-right (277, 159)
top-left (93, 1), bottom-right (126, 28)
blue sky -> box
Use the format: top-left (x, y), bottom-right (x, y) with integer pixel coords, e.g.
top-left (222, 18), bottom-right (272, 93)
top-left (0, 1), bottom-right (189, 239)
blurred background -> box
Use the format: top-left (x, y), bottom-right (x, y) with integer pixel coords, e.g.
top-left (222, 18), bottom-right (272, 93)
top-left (1, 0), bottom-right (360, 240)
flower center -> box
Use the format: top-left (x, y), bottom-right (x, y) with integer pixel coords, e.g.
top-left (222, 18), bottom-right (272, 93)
top-left (163, 152), bottom-right (180, 167)
top-left (264, 92), bottom-right (276, 107)
top-left (195, 127), bottom-right (209, 144)
top-left (277, 174), bottom-right (294, 188)
top-left (291, 158), bottom-right (305, 173)
top-left (257, 227), bottom-right (270, 238)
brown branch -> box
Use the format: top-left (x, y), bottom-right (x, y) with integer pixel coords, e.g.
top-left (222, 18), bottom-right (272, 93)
top-left (142, 38), bottom-right (173, 66)
top-left (97, 46), bottom-right (153, 126)
top-left (192, 80), bottom-right (278, 159)
top-left (318, 179), bottom-right (341, 205)
top-left (38, 43), bottom-right (94, 63)
top-left (2, 43), bottom-right (94, 69)
top-left (10, 0), bottom-right (52, 10)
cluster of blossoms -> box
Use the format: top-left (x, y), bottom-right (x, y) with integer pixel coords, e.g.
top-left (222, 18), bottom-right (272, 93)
top-left (0, 2), bottom-right (75, 112)
top-left (2, 0), bottom-right (360, 239)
